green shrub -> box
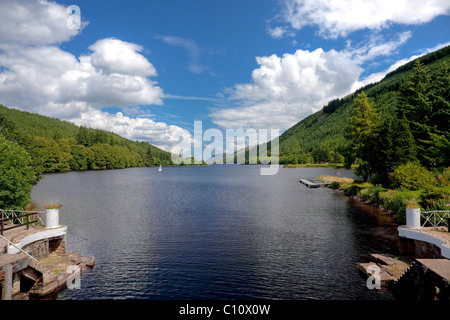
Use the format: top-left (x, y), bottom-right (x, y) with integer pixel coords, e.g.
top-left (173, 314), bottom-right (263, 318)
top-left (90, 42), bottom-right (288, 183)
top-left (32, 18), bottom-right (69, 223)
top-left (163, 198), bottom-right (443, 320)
top-left (357, 185), bottom-right (387, 203)
top-left (369, 185), bottom-right (387, 203)
top-left (329, 181), bottom-right (341, 189)
top-left (358, 188), bottom-right (371, 201)
top-left (343, 184), bottom-right (361, 196)
top-left (379, 189), bottom-right (425, 224)
top-left (379, 190), bottom-right (407, 213)
top-left (391, 162), bottom-right (435, 190)
top-left (420, 187), bottom-right (450, 210)
top-left (436, 167), bottom-right (450, 187)
top-left (395, 210), bottom-right (407, 225)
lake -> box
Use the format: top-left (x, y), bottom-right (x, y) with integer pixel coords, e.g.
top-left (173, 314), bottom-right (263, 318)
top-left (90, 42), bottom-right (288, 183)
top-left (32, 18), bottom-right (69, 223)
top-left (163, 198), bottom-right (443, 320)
top-left (30, 165), bottom-right (396, 300)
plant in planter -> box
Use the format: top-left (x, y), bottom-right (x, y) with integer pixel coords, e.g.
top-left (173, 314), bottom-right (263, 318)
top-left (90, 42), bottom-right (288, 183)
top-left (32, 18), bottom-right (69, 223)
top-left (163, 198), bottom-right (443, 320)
top-left (405, 199), bottom-right (420, 209)
top-left (44, 204), bottom-right (63, 209)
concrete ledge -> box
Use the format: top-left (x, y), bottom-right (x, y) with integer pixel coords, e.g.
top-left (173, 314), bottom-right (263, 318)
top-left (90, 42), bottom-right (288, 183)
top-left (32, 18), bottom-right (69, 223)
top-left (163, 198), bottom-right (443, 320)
top-left (398, 226), bottom-right (450, 259)
top-left (7, 226), bottom-right (67, 254)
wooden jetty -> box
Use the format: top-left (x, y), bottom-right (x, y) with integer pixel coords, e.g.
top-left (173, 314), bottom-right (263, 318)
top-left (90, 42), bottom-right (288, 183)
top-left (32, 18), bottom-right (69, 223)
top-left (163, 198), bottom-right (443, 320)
top-left (299, 179), bottom-right (329, 188)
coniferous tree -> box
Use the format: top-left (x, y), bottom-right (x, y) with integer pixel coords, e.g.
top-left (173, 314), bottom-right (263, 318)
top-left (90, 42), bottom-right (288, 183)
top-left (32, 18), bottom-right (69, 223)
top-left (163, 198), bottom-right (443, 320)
top-left (429, 64), bottom-right (450, 136)
top-left (428, 64), bottom-right (450, 167)
top-left (398, 61), bottom-right (434, 166)
top-left (76, 126), bottom-right (90, 147)
top-left (372, 113), bottom-right (417, 186)
top-left (146, 146), bottom-right (154, 166)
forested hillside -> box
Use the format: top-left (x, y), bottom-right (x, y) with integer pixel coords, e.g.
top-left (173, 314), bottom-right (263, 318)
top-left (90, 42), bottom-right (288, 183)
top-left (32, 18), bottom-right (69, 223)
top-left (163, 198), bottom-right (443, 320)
top-left (0, 104), bottom-right (173, 177)
top-left (277, 45), bottom-right (450, 170)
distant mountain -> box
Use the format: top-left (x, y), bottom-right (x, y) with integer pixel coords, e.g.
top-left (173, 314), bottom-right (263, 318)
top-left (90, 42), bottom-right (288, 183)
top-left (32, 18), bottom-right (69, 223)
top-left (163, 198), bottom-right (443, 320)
top-left (205, 152), bottom-right (228, 164)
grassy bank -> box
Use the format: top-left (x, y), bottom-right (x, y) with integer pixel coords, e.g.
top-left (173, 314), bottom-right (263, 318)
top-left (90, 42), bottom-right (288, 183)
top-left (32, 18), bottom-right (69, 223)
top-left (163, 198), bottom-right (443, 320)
top-left (317, 175), bottom-right (450, 225)
top-left (283, 163), bottom-right (355, 169)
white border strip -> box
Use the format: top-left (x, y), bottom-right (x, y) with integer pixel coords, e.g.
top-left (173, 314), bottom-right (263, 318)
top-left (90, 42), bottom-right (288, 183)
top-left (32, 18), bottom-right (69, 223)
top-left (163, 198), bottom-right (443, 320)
top-left (7, 226), bottom-right (67, 254)
top-left (398, 226), bottom-right (450, 259)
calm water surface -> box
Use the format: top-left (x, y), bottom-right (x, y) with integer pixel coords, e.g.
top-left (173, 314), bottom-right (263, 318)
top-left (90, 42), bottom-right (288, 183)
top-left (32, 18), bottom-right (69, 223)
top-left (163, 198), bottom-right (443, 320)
top-left (31, 165), bottom-right (396, 300)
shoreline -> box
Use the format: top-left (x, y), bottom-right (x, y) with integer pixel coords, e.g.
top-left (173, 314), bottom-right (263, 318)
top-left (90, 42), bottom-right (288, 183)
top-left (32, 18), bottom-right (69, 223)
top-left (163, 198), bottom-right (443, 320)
top-left (283, 163), bottom-right (351, 169)
top-left (326, 182), bottom-right (415, 294)
top-left (322, 176), bottom-right (450, 299)
top-left (334, 187), bottom-right (402, 253)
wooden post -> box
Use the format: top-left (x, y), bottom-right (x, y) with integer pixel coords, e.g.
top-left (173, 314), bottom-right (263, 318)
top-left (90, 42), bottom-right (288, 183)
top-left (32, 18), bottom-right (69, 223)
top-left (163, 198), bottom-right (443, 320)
top-left (1, 264), bottom-right (12, 300)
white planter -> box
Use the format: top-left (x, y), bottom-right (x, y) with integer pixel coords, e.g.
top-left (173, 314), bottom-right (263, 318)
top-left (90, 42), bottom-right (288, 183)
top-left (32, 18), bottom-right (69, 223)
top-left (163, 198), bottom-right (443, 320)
top-left (406, 208), bottom-right (421, 229)
top-left (45, 208), bottom-right (60, 228)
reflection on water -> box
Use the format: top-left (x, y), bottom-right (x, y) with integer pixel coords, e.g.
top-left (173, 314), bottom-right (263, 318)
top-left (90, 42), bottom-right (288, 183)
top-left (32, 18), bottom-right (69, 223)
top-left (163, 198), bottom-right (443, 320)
top-left (31, 165), bottom-right (396, 300)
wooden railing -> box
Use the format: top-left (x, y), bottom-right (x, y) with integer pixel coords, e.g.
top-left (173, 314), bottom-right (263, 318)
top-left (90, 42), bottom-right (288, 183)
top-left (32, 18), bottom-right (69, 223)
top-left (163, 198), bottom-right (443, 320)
top-left (421, 210), bottom-right (450, 228)
top-left (0, 210), bottom-right (44, 236)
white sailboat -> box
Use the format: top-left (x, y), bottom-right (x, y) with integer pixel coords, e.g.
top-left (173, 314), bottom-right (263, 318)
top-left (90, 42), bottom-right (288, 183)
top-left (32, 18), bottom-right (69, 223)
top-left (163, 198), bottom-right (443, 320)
top-left (158, 164), bottom-right (162, 172)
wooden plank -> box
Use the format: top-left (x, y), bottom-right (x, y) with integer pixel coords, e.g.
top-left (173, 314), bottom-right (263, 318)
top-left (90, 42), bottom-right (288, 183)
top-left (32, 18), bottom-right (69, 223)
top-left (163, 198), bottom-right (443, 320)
top-left (0, 253), bottom-right (28, 269)
top-left (2, 264), bottom-right (12, 300)
top-left (12, 259), bottom-right (28, 272)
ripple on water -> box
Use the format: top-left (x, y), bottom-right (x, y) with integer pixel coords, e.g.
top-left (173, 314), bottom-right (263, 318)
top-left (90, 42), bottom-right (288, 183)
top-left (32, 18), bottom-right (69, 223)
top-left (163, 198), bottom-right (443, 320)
top-left (31, 166), bottom-right (395, 300)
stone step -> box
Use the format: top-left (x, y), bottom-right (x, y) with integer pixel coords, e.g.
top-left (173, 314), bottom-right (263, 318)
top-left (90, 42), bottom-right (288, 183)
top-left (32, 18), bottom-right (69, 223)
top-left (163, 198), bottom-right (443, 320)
top-left (370, 253), bottom-right (397, 265)
top-left (357, 254), bottom-right (412, 287)
top-left (356, 262), bottom-right (397, 287)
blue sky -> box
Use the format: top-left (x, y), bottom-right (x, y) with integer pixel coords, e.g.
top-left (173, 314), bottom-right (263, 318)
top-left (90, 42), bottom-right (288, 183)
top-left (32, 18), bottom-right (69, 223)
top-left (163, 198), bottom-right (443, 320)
top-left (0, 0), bottom-right (449, 153)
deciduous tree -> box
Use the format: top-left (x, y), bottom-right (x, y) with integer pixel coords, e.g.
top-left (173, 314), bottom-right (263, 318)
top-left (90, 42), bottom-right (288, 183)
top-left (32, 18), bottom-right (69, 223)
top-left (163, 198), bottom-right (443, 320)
top-left (0, 135), bottom-right (37, 209)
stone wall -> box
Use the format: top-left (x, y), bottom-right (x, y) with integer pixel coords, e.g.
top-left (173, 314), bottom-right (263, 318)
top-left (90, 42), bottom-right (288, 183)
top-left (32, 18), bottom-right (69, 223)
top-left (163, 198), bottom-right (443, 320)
top-left (22, 239), bottom-right (48, 260)
top-left (398, 237), bottom-right (443, 259)
top-left (22, 235), bottom-right (66, 260)
top-left (48, 236), bottom-right (66, 255)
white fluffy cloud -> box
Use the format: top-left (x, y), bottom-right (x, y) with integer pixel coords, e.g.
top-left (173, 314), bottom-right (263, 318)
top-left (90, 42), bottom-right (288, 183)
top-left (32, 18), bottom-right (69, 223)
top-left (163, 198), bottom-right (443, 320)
top-left (0, 0), bottom-right (187, 150)
top-left (210, 48), bottom-right (362, 130)
top-left (247, 0), bottom-right (449, 132)
top-left (0, 0), bottom-right (84, 45)
top-left (277, 0), bottom-right (450, 38)
top-left (89, 39), bottom-right (158, 77)
top-left (0, 38), bottom-right (164, 118)
top-left (210, 38), bottom-right (449, 132)
top-left (267, 27), bottom-right (295, 40)
top-left (70, 109), bottom-right (192, 151)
